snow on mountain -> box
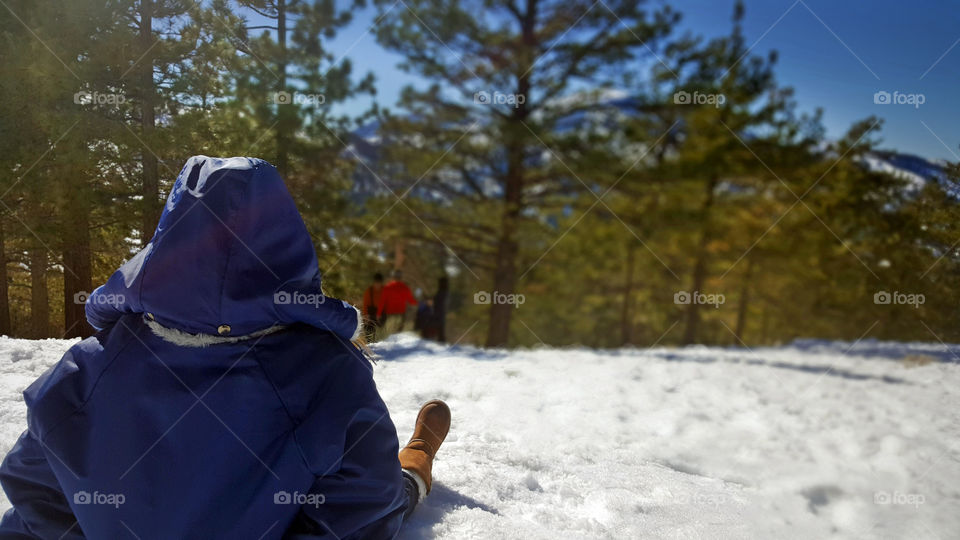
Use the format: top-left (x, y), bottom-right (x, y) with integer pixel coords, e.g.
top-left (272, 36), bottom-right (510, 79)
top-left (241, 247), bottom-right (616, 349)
top-left (0, 334), bottom-right (957, 538)
top-left (860, 151), bottom-right (953, 196)
top-left (862, 154), bottom-right (929, 192)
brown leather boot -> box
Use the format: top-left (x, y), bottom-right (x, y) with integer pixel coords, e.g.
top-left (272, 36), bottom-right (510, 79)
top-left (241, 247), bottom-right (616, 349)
top-left (398, 399), bottom-right (451, 498)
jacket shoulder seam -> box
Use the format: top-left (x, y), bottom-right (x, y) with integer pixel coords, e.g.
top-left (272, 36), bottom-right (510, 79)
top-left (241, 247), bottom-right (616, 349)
top-left (37, 318), bottom-right (140, 441)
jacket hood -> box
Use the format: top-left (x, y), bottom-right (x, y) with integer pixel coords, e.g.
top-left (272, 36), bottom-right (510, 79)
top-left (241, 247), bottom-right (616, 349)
top-left (86, 156), bottom-right (361, 341)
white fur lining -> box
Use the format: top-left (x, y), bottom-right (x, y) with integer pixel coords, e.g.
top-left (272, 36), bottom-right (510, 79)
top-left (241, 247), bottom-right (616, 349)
top-left (145, 318), bottom-right (286, 347)
top-left (350, 304), bottom-right (363, 341)
top-left (402, 469), bottom-right (428, 502)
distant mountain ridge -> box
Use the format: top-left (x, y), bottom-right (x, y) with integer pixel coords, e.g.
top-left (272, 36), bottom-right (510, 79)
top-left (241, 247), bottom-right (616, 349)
top-left (861, 150), bottom-right (956, 197)
top-left (346, 103), bottom-right (956, 200)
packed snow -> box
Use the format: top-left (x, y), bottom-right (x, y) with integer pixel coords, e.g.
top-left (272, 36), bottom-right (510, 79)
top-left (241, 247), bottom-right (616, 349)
top-left (0, 334), bottom-right (957, 539)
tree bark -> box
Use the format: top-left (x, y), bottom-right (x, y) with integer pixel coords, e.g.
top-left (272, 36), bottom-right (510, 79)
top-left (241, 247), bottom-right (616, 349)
top-left (394, 237), bottom-right (406, 270)
top-left (62, 197), bottom-right (93, 338)
top-left (140, 0), bottom-right (160, 240)
top-left (682, 176), bottom-right (718, 345)
top-left (486, 172), bottom-right (521, 347)
top-left (620, 240), bottom-right (636, 345)
top-left (275, 0), bottom-right (290, 177)
top-left (734, 256), bottom-right (754, 343)
top-left (0, 219), bottom-right (10, 336)
top-left (29, 247), bottom-right (49, 339)
top-left (485, 0), bottom-right (535, 347)
top-left (760, 304), bottom-right (770, 344)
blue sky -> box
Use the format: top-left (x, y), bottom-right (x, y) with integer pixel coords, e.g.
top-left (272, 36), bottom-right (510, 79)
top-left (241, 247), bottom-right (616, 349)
top-left (323, 0), bottom-right (959, 161)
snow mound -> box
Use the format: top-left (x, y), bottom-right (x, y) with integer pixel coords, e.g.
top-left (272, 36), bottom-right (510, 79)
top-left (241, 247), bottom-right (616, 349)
top-left (0, 334), bottom-right (957, 539)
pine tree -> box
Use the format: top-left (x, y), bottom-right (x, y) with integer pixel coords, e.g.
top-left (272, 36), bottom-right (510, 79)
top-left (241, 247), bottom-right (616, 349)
top-left (616, 2), bottom-right (827, 344)
top-left (372, 0), bottom-right (677, 346)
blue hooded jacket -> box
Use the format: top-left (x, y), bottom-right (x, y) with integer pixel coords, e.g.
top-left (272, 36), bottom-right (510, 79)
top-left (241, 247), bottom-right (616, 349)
top-left (0, 157), bottom-right (406, 539)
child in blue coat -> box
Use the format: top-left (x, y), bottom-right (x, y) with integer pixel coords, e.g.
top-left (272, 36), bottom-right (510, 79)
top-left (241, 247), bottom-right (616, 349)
top-left (0, 157), bottom-right (450, 539)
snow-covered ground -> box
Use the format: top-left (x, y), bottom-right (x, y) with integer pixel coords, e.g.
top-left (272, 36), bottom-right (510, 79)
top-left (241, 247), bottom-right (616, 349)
top-left (0, 334), bottom-right (957, 539)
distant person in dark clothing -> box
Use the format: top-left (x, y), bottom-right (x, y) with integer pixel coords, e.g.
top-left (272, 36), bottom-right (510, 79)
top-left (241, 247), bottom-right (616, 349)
top-left (362, 272), bottom-right (384, 340)
top-left (434, 276), bottom-right (449, 343)
top-left (414, 299), bottom-right (438, 340)
top-left (378, 269), bottom-right (418, 337)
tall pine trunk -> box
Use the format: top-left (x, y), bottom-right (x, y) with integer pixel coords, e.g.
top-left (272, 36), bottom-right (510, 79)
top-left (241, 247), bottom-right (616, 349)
top-left (62, 196), bottom-right (92, 338)
top-left (29, 247), bottom-right (49, 339)
top-left (682, 176), bottom-right (718, 344)
top-left (760, 304), bottom-right (771, 344)
top-left (620, 241), bottom-right (636, 345)
top-left (140, 0), bottom-right (160, 240)
top-left (485, 6), bottom-right (534, 347)
top-left (486, 168), bottom-right (521, 347)
top-left (486, 119), bottom-right (528, 347)
top-left (734, 256), bottom-right (754, 342)
top-left (0, 219), bottom-right (10, 336)
top-left (275, 0), bottom-right (290, 177)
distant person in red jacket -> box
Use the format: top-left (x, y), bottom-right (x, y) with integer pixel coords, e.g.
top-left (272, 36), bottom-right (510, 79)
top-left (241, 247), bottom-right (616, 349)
top-left (378, 269), bottom-right (418, 336)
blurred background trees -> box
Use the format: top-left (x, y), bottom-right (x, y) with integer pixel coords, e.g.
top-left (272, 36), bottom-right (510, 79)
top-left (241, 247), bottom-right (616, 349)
top-left (0, 0), bottom-right (957, 346)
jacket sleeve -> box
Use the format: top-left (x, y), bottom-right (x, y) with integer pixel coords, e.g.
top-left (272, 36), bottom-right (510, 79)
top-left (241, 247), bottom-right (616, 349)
top-left (0, 430), bottom-right (83, 539)
top-left (284, 347), bottom-right (406, 539)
